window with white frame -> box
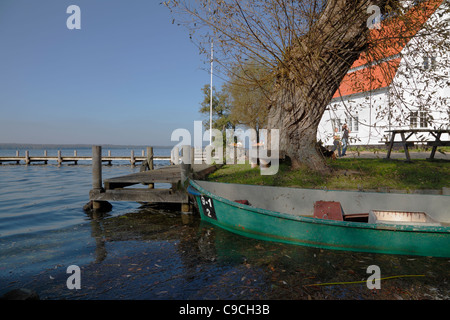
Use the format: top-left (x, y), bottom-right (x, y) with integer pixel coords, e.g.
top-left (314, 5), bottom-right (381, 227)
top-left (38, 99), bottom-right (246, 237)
top-left (345, 114), bottom-right (359, 132)
top-left (352, 116), bottom-right (359, 132)
top-left (410, 111), bottom-right (418, 128)
top-left (423, 56), bottom-right (436, 70)
top-left (331, 118), bottom-right (342, 131)
top-left (419, 111), bottom-right (428, 128)
top-left (410, 110), bottom-right (428, 128)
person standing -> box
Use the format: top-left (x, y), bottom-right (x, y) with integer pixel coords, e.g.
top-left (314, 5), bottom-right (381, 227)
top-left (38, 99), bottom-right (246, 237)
top-left (331, 127), bottom-right (341, 157)
top-left (341, 124), bottom-right (350, 156)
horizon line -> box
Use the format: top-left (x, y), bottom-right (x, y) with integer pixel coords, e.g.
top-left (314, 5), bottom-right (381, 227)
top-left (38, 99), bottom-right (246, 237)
top-left (0, 143), bottom-right (175, 149)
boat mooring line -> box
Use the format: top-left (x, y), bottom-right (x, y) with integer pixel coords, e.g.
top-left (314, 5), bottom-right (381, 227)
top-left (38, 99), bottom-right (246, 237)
top-left (304, 274), bottom-right (426, 287)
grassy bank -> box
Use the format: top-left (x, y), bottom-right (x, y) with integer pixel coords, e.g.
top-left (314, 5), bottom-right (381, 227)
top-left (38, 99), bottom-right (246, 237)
top-left (206, 158), bottom-right (450, 191)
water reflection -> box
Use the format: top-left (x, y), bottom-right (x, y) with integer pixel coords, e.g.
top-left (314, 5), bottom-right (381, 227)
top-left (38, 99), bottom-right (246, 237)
top-left (79, 204), bottom-right (450, 300)
top-left (89, 218), bottom-right (108, 264)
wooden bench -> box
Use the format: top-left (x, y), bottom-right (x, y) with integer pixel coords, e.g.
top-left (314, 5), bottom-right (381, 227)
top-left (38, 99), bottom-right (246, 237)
top-left (385, 129), bottom-right (450, 161)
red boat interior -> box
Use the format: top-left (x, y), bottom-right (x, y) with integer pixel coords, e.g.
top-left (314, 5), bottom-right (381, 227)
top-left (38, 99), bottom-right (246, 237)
top-left (313, 201), bottom-right (369, 223)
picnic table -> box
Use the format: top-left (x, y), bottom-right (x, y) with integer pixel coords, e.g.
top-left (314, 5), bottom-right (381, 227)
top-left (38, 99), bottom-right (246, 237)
top-left (385, 129), bottom-right (450, 161)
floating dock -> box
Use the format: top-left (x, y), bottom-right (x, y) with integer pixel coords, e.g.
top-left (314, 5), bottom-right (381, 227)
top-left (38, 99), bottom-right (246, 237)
top-left (87, 146), bottom-right (217, 214)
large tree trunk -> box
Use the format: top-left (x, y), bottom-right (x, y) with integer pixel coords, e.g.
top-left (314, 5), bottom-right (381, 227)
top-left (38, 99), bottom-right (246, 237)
top-left (268, 0), bottom-right (390, 173)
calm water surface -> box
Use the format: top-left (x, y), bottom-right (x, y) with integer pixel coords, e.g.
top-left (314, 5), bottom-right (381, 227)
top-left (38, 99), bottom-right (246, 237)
top-left (0, 147), bottom-right (449, 300)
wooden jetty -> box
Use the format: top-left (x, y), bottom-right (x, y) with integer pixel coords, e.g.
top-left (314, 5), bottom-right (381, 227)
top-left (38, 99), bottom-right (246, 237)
top-left (87, 146), bottom-right (217, 214)
top-left (0, 148), bottom-right (170, 166)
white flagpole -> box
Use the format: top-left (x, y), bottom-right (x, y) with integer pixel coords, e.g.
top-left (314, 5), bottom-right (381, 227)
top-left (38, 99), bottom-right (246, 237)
top-left (210, 39), bottom-right (213, 145)
top-left (208, 0), bottom-right (213, 146)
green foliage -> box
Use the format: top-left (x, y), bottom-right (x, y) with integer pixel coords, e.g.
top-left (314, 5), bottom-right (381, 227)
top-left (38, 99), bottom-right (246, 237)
top-left (199, 84), bottom-right (234, 132)
top-left (199, 59), bottom-right (273, 135)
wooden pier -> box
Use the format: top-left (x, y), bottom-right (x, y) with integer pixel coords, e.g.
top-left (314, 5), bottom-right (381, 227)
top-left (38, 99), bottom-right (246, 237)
top-left (87, 146), bottom-right (217, 214)
top-left (0, 148), bottom-right (170, 166)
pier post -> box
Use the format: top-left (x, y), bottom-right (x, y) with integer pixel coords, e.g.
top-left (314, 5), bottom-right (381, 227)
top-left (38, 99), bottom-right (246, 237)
top-left (91, 146), bottom-right (104, 212)
top-left (130, 150), bottom-right (135, 167)
top-left (85, 146), bottom-right (112, 214)
top-left (171, 147), bottom-right (179, 165)
top-left (180, 146), bottom-right (192, 213)
top-left (92, 146), bottom-right (103, 191)
top-left (25, 151), bottom-right (30, 165)
top-left (180, 146), bottom-right (191, 184)
top-left (147, 147), bottom-right (154, 170)
top-left (57, 150), bottom-right (62, 166)
top-left (147, 147), bottom-right (154, 189)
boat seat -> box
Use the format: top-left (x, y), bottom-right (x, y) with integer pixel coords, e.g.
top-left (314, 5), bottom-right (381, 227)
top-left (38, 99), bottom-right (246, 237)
top-left (235, 200), bottom-right (250, 206)
top-left (314, 201), bottom-right (344, 221)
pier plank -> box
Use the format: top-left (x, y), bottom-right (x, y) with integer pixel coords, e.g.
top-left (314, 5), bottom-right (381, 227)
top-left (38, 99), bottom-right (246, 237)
top-left (90, 163), bottom-right (217, 205)
top-left (103, 164), bottom-right (214, 189)
top-left (83, 146), bottom-right (217, 212)
top-left (90, 188), bottom-right (188, 203)
top-left (105, 168), bottom-right (179, 188)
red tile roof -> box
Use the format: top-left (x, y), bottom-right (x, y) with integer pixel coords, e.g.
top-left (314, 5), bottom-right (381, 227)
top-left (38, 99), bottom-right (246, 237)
top-left (333, 0), bottom-right (444, 99)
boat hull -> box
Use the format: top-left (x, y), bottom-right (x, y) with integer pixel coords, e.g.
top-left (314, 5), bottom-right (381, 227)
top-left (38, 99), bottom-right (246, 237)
top-left (189, 180), bottom-right (450, 258)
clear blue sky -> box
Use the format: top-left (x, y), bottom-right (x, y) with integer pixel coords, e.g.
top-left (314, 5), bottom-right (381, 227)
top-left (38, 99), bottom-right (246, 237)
top-left (0, 0), bottom-right (219, 146)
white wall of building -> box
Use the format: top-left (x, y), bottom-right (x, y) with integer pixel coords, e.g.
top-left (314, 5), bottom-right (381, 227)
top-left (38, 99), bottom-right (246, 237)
top-left (318, 1), bottom-right (449, 147)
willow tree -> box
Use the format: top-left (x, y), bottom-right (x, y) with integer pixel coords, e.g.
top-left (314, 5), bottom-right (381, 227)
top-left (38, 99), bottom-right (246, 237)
top-left (164, 0), bottom-right (446, 172)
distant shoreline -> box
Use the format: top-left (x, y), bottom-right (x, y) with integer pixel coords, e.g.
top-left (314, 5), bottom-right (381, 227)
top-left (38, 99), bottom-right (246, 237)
top-left (0, 143), bottom-right (174, 149)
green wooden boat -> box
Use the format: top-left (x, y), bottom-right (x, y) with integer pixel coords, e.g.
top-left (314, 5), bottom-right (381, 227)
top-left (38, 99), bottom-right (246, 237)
top-left (188, 180), bottom-right (450, 258)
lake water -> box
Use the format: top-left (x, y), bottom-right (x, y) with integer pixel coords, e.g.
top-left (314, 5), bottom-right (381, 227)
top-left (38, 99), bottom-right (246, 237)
top-left (0, 146), bottom-right (449, 301)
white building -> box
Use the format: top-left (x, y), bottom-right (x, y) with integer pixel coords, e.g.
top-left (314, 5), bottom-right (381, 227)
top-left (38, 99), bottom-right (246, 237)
top-left (318, 0), bottom-right (449, 146)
